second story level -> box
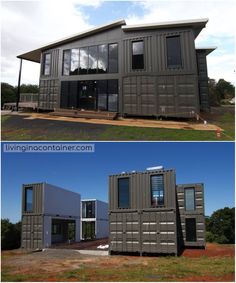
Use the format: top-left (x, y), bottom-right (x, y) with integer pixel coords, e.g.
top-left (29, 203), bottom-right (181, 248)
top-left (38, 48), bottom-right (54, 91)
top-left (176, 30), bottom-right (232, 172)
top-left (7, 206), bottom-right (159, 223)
top-left (22, 182), bottom-right (81, 218)
top-left (81, 199), bottom-right (108, 220)
top-left (18, 18), bottom-right (209, 80)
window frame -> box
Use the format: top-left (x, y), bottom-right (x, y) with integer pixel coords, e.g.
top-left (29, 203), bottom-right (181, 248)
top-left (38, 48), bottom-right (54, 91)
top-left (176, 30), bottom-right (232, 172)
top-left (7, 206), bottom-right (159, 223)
top-left (150, 174), bottom-right (165, 207)
top-left (118, 177), bottom-right (130, 209)
top-left (108, 43), bottom-right (118, 73)
top-left (24, 187), bottom-right (33, 212)
top-left (131, 40), bottom-right (144, 70)
top-left (62, 49), bottom-right (71, 76)
top-left (184, 187), bottom-right (196, 211)
top-left (42, 53), bottom-right (51, 76)
top-left (166, 35), bottom-right (182, 69)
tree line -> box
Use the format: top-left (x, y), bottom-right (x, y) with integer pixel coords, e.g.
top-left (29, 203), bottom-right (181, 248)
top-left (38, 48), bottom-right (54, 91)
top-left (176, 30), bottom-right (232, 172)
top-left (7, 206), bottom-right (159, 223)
top-left (1, 207), bottom-right (234, 250)
top-left (1, 83), bottom-right (39, 107)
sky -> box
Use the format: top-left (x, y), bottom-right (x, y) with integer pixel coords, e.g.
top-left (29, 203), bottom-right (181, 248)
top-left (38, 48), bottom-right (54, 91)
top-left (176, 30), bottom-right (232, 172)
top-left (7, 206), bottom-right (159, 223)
top-left (1, 142), bottom-right (235, 223)
top-left (1, 0), bottom-right (235, 86)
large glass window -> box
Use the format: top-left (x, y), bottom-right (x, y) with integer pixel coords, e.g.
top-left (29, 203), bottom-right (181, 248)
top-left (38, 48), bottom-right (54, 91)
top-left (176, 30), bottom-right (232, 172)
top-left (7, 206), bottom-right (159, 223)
top-left (79, 47), bottom-right (88, 74)
top-left (108, 43), bottom-right (118, 73)
top-left (97, 80), bottom-right (107, 110)
top-left (98, 44), bottom-right (108, 73)
top-left (185, 187), bottom-right (195, 211)
top-left (166, 36), bottom-right (182, 68)
top-left (42, 53), bottom-right (51, 75)
top-left (88, 46), bottom-right (98, 74)
top-left (82, 201), bottom-right (95, 218)
top-left (185, 218), bottom-right (197, 242)
top-left (132, 41), bottom-right (144, 70)
top-left (52, 223), bottom-right (61, 235)
top-left (118, 178), bottom-right (130, 208)
top-left (25, 187), bottom-right (33, 212)
top-left (151, 175), bottom-right (164, 207)
top-left (63, 50), bottom-right (71, 75)
top-left (108, 80), bottom-right (118, 112)
top-left (70, 49), bottom-right (79, 75)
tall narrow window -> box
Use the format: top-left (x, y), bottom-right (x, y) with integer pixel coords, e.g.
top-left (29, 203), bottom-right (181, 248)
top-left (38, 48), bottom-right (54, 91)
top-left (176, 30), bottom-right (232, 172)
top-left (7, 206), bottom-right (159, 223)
top-left (79, 47), bottom-right (88, 74)
top-left (62, 50), bottom-right (71, 76)
top-left (118, 178), bottom-right (129, 208)
top-left (185, 218), bottom-right (197, 242)
top-left (88, 46), bottom-right (98, 74)
top-left (108, 80), bottom-right (118, 112)
top-left (98, 45), bottom-right (108, 73)
top-left (108, 43), bottom-right (118, 73)
top-left (82, 201), bottom-right (95, 218)
top-left (25, 187), bottom-right (33, 212)
top-left (151, 175), bottom-right (164, 207)
top-left (166, 36), bottom-right (182, 68)
top-left (42, 53), bottom-right (51, 75)
top-left (132, 41), bottom-right (144, 70)
top-left (70, 49), bottom-right (79, 75)
top-left (185, 187), bottom-right (195, 211)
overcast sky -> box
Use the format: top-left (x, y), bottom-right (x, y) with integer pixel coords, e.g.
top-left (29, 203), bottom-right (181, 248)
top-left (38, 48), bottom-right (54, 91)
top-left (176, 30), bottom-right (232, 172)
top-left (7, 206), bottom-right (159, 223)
top-left (1, 0), bottom-right (235, 86)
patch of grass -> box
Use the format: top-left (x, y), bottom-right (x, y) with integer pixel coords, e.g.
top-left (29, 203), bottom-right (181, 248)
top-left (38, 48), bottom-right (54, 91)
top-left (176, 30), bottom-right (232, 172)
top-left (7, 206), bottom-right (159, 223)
top-left (1, 115), bottom-right (11, 123)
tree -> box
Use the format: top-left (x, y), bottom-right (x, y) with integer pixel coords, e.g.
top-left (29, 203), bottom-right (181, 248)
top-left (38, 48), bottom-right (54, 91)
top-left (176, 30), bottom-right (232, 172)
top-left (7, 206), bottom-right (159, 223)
top-left (208, 78), bottom-right (221, 106)
top-left (1, 219), bottom-right (21, 250)
top-left (206, 207), bottom-right (235, 244)
top-left (20, 84), bottom-right (39, 93)
top-left (1, 82), bottom-right (17, 107)
top-left (216, 79), bottom-right (235, 100)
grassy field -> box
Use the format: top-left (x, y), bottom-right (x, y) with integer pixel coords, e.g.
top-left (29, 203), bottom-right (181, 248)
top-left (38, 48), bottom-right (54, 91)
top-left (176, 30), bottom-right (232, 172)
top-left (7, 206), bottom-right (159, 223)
top-left (1, 244), bottom-right (235, 282)
top-left (1, 107), bottom-right (235, 141)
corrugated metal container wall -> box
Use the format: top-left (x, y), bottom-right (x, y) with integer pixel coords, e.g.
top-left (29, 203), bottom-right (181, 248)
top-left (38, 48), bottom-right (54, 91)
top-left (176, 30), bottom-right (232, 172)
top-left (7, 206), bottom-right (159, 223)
top-left (196, 50), bottom-right (210, 111)
top-left (176, 183), bottom-right (205, 247)
top-left (109, 169), bottom-right (176, 211)
top-left (22, 183), bottom-right (43, 215)
top-left (122, 29), bottom-right (197, 74)
top-left (109, 209), bottom-right (177, 255)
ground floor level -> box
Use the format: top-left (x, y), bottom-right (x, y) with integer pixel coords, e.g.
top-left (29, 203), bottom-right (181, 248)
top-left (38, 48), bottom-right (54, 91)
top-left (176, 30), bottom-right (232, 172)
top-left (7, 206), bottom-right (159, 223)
top-left (39, 74), bottom-right (209, 118)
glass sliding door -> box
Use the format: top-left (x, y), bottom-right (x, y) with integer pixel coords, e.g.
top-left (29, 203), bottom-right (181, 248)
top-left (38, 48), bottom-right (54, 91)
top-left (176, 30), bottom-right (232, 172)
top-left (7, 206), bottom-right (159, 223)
top-left (82, 221), bottom-right (95, 240)
top-left (78, 81), bottom-right (97, 110)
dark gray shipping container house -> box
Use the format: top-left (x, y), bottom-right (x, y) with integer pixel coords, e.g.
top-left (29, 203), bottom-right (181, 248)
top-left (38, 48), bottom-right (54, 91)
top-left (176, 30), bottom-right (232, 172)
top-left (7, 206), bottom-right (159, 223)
top-left (17, 18), bottom-right (215, 118)
top-left (109, 167), bottom-right (205, 255)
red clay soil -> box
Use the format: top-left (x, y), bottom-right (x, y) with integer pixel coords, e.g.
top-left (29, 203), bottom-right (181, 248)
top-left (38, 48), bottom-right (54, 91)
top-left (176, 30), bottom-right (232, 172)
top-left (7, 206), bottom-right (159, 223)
top-left (180, 273), bottom-right (235, 282)
top-left (182, 243), bottom-right (235, 258)
top-left (51, 238), bottom-right (109, 250)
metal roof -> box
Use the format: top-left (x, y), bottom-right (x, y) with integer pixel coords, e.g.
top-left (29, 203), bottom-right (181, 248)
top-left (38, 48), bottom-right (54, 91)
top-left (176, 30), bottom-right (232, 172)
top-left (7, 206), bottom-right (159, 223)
top-left (122, 18), bottom-right (209, 38)
top-left (195, 47), bottom-right (217, 55)
top-left (17, 19), bottom-right (126, 63)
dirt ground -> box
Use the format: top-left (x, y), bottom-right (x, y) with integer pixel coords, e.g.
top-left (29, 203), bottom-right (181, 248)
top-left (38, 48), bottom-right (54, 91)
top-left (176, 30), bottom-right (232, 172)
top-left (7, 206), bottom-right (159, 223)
top-left (1, 243), bottom-right (235, 282)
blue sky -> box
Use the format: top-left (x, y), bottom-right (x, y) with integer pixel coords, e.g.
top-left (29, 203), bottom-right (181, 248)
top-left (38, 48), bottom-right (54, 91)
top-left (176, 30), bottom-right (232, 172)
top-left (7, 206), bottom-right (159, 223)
top-left (1, 142), bottom-right (235, 223)
top-left (1, 0), bottom-right (235, 85)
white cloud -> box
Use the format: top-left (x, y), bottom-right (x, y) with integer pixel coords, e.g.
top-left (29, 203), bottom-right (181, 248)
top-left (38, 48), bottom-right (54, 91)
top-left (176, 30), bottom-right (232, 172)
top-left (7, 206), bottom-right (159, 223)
top-left (1, 0), bottom-right (103, 85)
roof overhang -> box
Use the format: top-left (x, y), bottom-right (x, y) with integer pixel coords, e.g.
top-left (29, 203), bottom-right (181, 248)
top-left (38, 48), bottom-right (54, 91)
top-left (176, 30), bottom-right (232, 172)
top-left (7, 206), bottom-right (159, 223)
top-left (17, 19), bottom-right (126, 63)
top-left (195, 47), bottom-right (217, 55)
top-left (122, 18), bottom-right (209, 38)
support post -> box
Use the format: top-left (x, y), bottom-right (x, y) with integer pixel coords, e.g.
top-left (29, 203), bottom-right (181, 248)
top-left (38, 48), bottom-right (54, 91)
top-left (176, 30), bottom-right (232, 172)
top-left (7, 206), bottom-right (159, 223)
top-left (16, 58), bottom-right (22, 111)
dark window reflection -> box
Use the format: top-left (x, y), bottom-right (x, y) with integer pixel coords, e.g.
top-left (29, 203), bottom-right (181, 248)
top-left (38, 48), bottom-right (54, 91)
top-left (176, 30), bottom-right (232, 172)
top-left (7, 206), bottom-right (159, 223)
top-left (82, 201), bottom-right (95, 218)
top-left (63, 50), bottom-right (70, 76)
top-left (25, 187), bottom-right (33, 212)
top-left (108, 80), bottom-right (118, 111)
top-left (108, 43), bottom-right (118, 73)
top-left (79, 47), bottom-right (88, 74)
top-left (98, 44), bottom-right (108, 73)
top-left (88, 46), bottom-right (98, 74)
top-left (132, 41), bottom-right (144, 70)
top-left (166, 36), bottom-right (182, 68)
top-left (70, 49), bottom-right (79, 75)
top-left (118, 178), bottom-right (130, 208)
top-left (97, 80), bottom-right (107, 110)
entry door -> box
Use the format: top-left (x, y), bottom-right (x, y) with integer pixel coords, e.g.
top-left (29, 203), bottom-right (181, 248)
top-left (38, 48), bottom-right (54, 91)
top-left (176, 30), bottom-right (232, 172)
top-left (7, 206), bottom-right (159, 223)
top-left (78, 81), bottom-right (97, 110)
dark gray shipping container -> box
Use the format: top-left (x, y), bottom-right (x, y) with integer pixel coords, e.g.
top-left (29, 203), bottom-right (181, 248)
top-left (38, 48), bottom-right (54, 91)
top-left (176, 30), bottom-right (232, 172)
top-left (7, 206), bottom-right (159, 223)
top-left (109, 169), bottom-right (206, 255)
top-left (18, 18), bottom-right (215, 117)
